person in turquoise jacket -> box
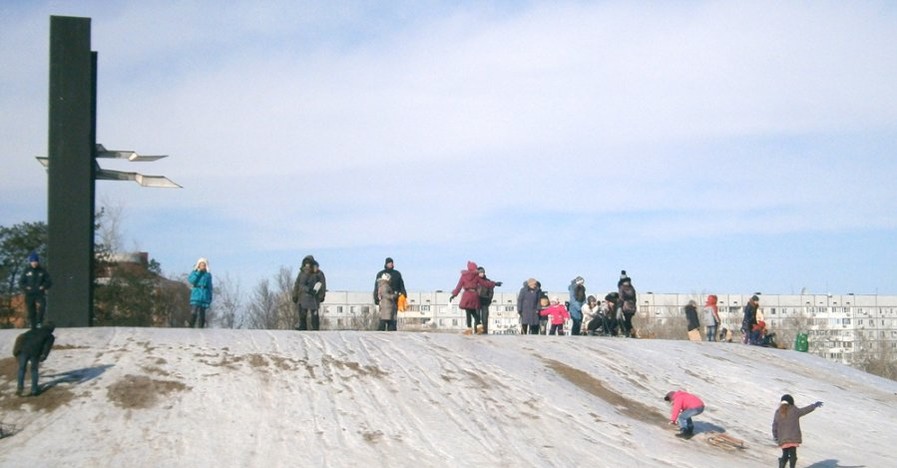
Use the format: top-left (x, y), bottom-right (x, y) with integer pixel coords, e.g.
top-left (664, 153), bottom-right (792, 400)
top-left (188, 257), bottom-right (213, 328)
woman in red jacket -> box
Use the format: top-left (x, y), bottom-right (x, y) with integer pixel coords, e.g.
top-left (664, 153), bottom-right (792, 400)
top-left (450, 261), bottom-right (495, 335)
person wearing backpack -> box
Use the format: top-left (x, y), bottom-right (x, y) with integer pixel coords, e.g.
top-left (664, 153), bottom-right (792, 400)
top-left (617, 271), bottom-right (637, 338)
top-left (567, 276), bottom-right (586, 335)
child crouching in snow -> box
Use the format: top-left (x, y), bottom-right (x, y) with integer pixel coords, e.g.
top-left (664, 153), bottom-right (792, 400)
top-left (540, 298), bottom-right (570, 336)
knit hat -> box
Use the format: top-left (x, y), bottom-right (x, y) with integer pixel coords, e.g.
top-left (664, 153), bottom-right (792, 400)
top-left (384, 257), bottom-right (394, 268)
top-left (477, 266), bottom-right (485, 273)
top-left (27, 251), bottom-right (40, 263)
top-left (780, 394), bottom-right (794, 406)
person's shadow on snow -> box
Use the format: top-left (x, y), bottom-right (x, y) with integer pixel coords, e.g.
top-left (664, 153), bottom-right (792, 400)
top-left (692, 421), bottom-right (726, 434)
top-left (806, 460), bottom-right (865, 468)
top-left (41, 364), bottom-right (113, 391)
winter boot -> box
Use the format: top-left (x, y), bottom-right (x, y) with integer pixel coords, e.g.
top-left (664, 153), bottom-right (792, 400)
top-left (463, 328), bottom-right (473, 335)
top-left (476, 324), bottom-right (485, 335)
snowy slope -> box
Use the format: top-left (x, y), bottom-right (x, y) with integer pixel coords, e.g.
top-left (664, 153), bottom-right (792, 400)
top-left (1, 329), bottom-right (895, 467)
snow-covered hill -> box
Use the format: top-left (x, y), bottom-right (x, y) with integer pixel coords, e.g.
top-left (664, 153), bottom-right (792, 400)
top-left (1, 329), bottom-right (895, 467)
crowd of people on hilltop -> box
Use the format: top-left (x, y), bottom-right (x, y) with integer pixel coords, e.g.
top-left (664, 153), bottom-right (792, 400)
top-left (13, 248), bottom-right (785, 345)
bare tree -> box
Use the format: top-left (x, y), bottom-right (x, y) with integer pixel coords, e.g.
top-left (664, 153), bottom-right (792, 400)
top-left (213, 273), bottom-right (244, 329)
top-left (245, 267), bottom-right (296, 329)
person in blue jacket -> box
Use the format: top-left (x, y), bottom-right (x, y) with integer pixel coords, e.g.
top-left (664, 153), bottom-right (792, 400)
top-left (567, 276), bottom-right (586, 335)
top-left (188, 258), bottom-right (213, 328)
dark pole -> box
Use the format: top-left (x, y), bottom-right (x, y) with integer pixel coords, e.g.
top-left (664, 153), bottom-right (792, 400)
top-left (47, 16), bottom-right (94, 327)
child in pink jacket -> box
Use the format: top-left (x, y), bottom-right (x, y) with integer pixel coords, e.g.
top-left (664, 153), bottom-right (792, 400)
top-left (665, 390), bottom-right (705, 437)
top-left (540, 298), bottom-right (570, 336)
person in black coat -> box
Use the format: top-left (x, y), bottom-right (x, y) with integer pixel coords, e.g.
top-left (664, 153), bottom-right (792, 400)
top-left (19, 251), bottom-right (52, 329)
top-left (12, 323), bottom-right (56, 396)
top-left (373, 257), bottom-right (407, 305)
top-left (684, 300), bottom-right (701, 336)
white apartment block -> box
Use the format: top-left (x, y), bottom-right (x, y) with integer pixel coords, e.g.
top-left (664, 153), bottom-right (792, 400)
top-left (320, 291), bottom-right (897, 365)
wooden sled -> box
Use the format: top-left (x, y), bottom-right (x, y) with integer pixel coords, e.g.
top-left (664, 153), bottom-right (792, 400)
top-left (704, 431), bottom-right (746, 450)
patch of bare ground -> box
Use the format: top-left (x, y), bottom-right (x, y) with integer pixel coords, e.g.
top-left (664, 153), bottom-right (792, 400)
top-left (0, 357), bottom-right (79, 413)
top-left (197, 352), bottom-right (244, 370)
top-left (106, 374), bottom-right (189, 409)
top-left (542, 358), bottom-right (666, 428)
top-left (53, 344), bottom-right (89, 350)
top-left (322, 355), bottom-right (387, 379)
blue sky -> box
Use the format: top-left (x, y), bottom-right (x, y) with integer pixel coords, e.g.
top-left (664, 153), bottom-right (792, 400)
top-left (2, 1), bottom-right (896, 296)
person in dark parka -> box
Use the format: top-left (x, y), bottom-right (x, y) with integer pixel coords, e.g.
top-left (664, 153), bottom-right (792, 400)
top-left (12, 322), bottom-right (56, 396)
top-left (19, 251), bottom-right (52, 329)
top-left (684, 300), bottom-right (701, 334)
top-left (373, 257), bottom-right (406, 305)
top-left (292, 255), bottom-right (326, 330)
top-left (517, 278), bottom-right (542, 335)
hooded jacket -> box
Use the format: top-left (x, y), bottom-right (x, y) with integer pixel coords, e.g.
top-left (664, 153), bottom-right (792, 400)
top-left (772, 403), bottom-right (818, 445)
top-left (684, 302), bottom-right (700, 331)
top-left (451, 261), bottom-right (494, 310)
top-left (13, 325), bottom-right (56, 361)
top-left (188, 263), bottom-right (213, 308)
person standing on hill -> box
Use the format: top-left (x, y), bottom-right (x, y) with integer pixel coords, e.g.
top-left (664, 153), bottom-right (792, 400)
top-left (665, 390), bottom-right (705, 438)
top-left (617, 271), bottom-right (637, 337)
top-left (742, 295), bottom-right (760, 344)
top-left (13, 322), bottom-right (56, 396)
top-left (517, 278), bottom-right (542, 335)
top-left (475, 266), bottom-right (501, 334)
top-left (772, 394), bottom-right (823, 468)
top-left (188, 258), bottom-right (213, 328)
top-left (376, 273), bottom-right (398, 331)
top-left (703, 295), bottom-right (721, 342)
top-left (603, 292), bottom-right (620, 336)
top-left (684, 300), bottom-right (701, 341)
top-left (19, 251), bottom-right (52, 329)
top-left (450, 261), bottom-right (495, 335)
top-left (373, 257), bottom-right (406, 307)
top-left (567, 276), bottom-right (586, 336)
top-left (292, 255), bottom-right (326, 330)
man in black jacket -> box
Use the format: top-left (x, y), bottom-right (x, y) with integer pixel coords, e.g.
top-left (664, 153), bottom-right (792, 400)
top-left (19, 251), bottom-right (52, 329)
top-left (373, 257), bottom-right (407, 305)
top-left (13, 322), bottom-right (56, 396)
